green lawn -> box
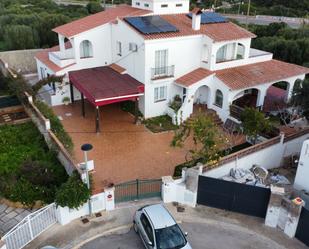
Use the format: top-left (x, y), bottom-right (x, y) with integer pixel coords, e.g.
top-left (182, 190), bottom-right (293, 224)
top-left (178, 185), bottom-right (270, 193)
top-left (0, 122), bottom-right (68, 205)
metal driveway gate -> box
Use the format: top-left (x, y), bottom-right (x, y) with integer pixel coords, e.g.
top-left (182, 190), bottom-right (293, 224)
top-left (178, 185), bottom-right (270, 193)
top-left (197, 176), bottom-right (271, 218)
top-left (295, 207), bottom-right (309, 246)
top-left (2, 203), bottom-right (57, 249)
top-left (115, 179), bottom-right (162, 203)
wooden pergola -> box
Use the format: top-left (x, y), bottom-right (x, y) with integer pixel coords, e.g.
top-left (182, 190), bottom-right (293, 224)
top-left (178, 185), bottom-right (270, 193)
top-left (69, 66), bottom-right (144, 133)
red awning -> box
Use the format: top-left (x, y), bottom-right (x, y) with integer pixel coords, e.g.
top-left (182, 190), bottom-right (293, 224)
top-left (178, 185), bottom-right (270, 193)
top-left (69, 66), bottom-right (144, 106)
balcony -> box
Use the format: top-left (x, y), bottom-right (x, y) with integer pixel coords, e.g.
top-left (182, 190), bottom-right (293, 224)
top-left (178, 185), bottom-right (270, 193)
top-left (48, 48), bottom-right (75, 68)
top-left (151, 66), bottom-right (175, 80)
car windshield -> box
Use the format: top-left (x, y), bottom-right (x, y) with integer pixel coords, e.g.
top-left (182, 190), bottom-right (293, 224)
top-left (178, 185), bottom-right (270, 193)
top-left (155, 224), bottom-right (186, 249)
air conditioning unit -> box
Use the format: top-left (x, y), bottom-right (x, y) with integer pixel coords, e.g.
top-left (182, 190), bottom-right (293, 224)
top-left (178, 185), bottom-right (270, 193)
top-left (129, 43), bottom-right (138, 52)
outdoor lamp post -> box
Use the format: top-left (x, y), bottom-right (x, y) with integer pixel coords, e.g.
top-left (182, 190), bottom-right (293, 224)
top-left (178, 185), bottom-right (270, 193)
top-left (81, 143), bottom-right (93, 216)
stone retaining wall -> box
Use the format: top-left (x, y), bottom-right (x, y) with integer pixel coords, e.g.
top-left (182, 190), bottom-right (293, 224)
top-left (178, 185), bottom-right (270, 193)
top-left (0, 49), bottom-right (42, 74)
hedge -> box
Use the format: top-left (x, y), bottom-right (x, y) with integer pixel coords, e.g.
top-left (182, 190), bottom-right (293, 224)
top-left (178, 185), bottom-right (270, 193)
top-left (35, 100), bottom-right (73, 152)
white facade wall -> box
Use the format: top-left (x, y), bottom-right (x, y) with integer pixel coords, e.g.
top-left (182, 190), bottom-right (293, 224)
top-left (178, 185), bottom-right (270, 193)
top-left (294, 140), bottom-right (309, 191)
top-left (132, 0), bottom-right (189, 14)
top-left (143, 36), bottom-right (203, 118)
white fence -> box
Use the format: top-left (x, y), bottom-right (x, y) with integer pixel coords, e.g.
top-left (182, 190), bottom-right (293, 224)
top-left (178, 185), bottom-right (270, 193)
top-left (2, 203), bottom-right (57, 249)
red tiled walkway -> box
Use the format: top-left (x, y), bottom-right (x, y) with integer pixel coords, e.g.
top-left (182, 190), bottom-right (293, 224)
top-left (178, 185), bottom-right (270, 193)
top-left (53, 101), bottom-right (191, 192)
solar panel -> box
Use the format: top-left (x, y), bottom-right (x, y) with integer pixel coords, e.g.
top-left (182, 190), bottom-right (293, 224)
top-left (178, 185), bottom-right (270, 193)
top-left (124, 16), bottom-right (179, 35)
top-left (187, 12), bottom-right (227, 24)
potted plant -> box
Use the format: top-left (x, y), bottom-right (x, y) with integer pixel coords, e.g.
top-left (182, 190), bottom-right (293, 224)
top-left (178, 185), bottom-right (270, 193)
top-left (169, 95), bottom-right (182, 112)
top-left (62, 96), bottom-right (70, 105)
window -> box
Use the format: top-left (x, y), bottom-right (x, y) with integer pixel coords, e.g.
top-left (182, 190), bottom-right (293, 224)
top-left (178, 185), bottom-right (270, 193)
top-left (80, 40), bottom-right (93, 58)
top-left (116, 41), bottom-right (122, 56)
top-left (155, 224), bottom-right (187, 249)
top-left (140, 214), bottom-right (154, 244)
top-left (176, 3), bottom-right (182, 7)
top-left (40, 67), bottom-right (46, 79)
top-left (182, 88), bottom-right (187, 102)
top-left (135, 1), bottom-right (140, 5)
top-left (144, 3), bottom-right (149, 7)
top-left (215, 90), bottom-right (223, 108)
top-left (216, 45), bottom-right (227, 63)
top-left (161, 4), bottom-right (168, 7)
top-left (154, 49), bottom-right (168, 76)
top-left (154, 86), bottom-right (167, 102)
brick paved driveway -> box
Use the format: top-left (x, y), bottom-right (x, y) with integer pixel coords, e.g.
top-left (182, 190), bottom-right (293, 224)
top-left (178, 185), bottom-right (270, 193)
top-left (53, 102), bottom-right (192, 192)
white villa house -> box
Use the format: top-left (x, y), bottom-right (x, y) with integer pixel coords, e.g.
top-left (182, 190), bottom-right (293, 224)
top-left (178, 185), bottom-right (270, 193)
top-left (35, 0), bottom-right (309, 131)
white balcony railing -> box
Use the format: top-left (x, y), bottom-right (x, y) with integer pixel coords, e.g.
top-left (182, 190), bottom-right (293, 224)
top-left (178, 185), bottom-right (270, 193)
top-left (49, 48), bottom-right (75, 68)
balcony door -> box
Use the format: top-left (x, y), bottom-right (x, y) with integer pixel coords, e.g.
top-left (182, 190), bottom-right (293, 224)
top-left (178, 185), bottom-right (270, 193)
top-left (155, 49), bottom-right (168, 76)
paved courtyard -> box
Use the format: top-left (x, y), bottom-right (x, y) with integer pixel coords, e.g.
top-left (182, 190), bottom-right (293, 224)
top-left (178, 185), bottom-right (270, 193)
top-left (0, 203), bottom-right (32, 236)
top-left (53, 101), bottom-right (245, 193)
top-left (53, 101), bottom-right (193, 192)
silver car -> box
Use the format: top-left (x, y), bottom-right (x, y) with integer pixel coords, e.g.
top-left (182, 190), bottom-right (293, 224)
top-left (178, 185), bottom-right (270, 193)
top-left (133, 204), bottom-right (192, 249)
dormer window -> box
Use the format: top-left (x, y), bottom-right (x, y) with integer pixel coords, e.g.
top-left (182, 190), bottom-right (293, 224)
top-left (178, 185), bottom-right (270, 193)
top-left (176, 3), bottom-right (182, 7)
top-left (135, 2), bottom-right (140, 5)
top-left (144, 3), bottom-right (149, 7)
top-left (161, 4), bottom-right (168, 8)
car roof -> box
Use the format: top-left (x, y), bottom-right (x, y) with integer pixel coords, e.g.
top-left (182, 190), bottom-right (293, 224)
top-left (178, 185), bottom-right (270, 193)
top-left (143, 204), bottom-right (176, 229)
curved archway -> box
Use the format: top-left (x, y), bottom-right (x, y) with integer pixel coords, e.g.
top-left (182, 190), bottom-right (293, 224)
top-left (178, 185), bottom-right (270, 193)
top-left (263, 81), bottom-right (290, 112)
top-left (80, 40), bottom-right (93, 58)
top-left (232, 88), bottom-right (260, 108)
top-left (216, 42), bottom-right (246, 63)
top-left (194, 85), bottom-right (210, 105)
top-left (236, 43), bottom-right (245, 59)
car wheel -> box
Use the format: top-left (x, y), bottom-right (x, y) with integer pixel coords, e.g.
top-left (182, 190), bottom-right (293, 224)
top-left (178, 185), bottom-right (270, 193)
top-left (133, 222), bottom-right (138, 233)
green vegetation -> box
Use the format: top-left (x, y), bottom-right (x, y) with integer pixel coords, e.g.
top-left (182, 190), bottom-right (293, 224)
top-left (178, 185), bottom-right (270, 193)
top-left (172, 114), bottom-right (225, 166)
top-left (291, 77), bottom-right (309, 120)
top-left (0, 122), bottom-right (68, 206)
top-left (120, 100), bottom-right (143, 117)
top-left (249, 23), bottom-right (309, 67)
top-left (240, 107), bottom-right (271, 144)
top-left (144, 115), bottom-right (178, 133)
top-left (217, 0), bottom-right (309, 18)
top-left (0, 0), bottom-right (95, 51)
top-left (55, 171), bottom-right (91, 209)
top-left (169, 95), bottom-right (182, 112)
top-left (35, 100), bottom-right (73, 151)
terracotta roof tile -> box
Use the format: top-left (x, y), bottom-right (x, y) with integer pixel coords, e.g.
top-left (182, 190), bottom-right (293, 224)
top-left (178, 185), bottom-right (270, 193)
top-left (176, 60), bottom-right (309, 89)
top-left (126, 13), bottom-right (256, 42)
top-left (176, 68), bottom-right (214, 87)
top-left (216, 60), bottom-right (309, 90)
top-left (109, 63), bottom-right (127, 74)
top-left (35, 42), bottom-right (74, 73)
top-left (53, 5), bottom-right (151, 37)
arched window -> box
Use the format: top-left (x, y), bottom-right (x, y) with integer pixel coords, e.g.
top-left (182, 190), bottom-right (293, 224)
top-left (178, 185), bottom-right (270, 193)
top-left (215, 90), bottom-right (223, 108)
top-left (80, 40), bottom-right (93, 58)
top-left (216, 45), bottom-right (228, 63)
top-left (236, 43), bottom-right (245, 59)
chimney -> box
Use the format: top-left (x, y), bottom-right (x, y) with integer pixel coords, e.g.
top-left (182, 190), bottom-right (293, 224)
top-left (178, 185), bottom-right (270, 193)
top-left (192, 8), bottom-right (202, 31)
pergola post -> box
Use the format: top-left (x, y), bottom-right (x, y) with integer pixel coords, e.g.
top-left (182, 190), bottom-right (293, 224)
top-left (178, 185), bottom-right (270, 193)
top-left (95, 106), bottom-right (100, 133)
top-left (134, 98), bottom-right (139, 124)
top-left (81, 93), bottom-right (85, 117)
top-left (70, 82), bottom-right (75, 103)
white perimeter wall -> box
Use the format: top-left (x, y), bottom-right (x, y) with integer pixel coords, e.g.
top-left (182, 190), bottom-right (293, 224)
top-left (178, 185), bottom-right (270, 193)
top-left (203, 134), bottom-right (309, 179)
top-left (294, 139), bottom-right (309, 191)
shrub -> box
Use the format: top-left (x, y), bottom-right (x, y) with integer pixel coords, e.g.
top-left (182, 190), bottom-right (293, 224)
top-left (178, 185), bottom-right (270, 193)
top-left (55, 171), bottom-right (91, 209)
top-left (0, 123), bottom-right (68, 205)
top-left (35, 100), bottom-right (73, 151)
top-left (86, 2), bottom-right (103, 14)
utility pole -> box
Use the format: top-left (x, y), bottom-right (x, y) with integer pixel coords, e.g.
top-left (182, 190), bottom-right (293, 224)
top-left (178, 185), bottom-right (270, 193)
top-left (246, 0), bottom-right (251, 28)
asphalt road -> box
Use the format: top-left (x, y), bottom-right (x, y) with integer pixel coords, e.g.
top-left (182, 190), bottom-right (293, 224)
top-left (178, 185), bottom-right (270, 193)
top-left (81, 222), bottom-right (287, 249)
top-left (223, 14), bottom-right (306, 29)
